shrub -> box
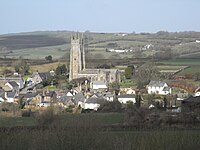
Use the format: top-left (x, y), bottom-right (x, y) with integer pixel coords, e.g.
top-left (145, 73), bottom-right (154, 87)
top-left (35, 108), bottom-right (57, 126)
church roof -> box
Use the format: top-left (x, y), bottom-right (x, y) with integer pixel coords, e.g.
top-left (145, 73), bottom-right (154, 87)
top-left (79, 69), bottom-right (118, 75)
top-left (79, 69), bottom-right (99, 75)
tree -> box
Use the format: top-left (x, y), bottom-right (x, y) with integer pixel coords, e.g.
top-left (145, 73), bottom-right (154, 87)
top-left (55, 64), bottom-right (67, 76)
top-left (45, 55), bottom-right (53, 62)
top-left (194, 72), bottom-right (200, 81)
top-left (14, 57), bottom-right (30, 75)
top-left (135, 94), bottom-right (142, 108)
top-left (137, 62), bottom-right (160, 84)
top-left (125, 66), bottom-right (134, 79)
top-left (109, 82), bottom-right (120, 95)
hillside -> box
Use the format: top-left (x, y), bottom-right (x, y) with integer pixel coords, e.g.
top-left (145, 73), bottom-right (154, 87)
top-left (0, 31), bottom-right (200, 60)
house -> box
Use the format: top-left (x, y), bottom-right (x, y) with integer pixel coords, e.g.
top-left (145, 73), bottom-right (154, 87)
top-left (5, 91), bottom-right (18, 103)
top-left (91, 81), bottom-right (107, 90)
top-left (81, 97), bottom-right (105, 111)
top-left (59, 95), bottom-right (75, 106)
top-left (194, 87), bottom-right (200, 97)
top-left (147, 81), bottom-right (171, 95)
top-left (181, 96), bottom-right (200, 112)
top-left (0, 88), bottom-right (6, 103)
top-left (5, 81), bottom-right (19, 92)
top-left (74, 92), bottom-right (85, 105)
top-left (41, 90), bottom-right (57, 103)
top-left (32, 72), bottom-right (51, 84)
top-left (117, 94), bottom-right (136, 104)
top-left (19, 92), bottom-right (40, 108)
top-left (120, 87), bottom-right (137, 95)
top-left (0, 77), bottom-right (24, 89)
top-left (103, 92), bottom-right (115, 102)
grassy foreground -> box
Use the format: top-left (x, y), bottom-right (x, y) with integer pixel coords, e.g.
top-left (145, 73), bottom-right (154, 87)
top-left (0, 113), bottom-right (200, 150)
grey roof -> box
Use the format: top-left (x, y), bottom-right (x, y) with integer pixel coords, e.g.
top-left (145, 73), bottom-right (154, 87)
top-left (6, 92), bottom-right (16, 98)
top-left (118, 94), bottom-right (135, 98)
top-left (0, 88), bottom-right (5, 98)
top-left (92, 81), bottom-right (107, 86)
top-left (163, 87), bottom-right (171, 91)
top-left (60, 96), bottom-right (73, 102)
top-left (74, 93), bottom-right (85, 103)
top-left (23, 92), bottom-right (38, 99)
top-left (38, 72), bottom-right (51, 80)
top-left (79, 69), bottom-right (118, 75)
top-left (85, 97), bottom-right (106, 104)
top-left (8, 81), bottom-right (19, 88)
top-left (148, 81), bottom-right (166, 87)
top-left (79, 69), bottom-right (99, 75)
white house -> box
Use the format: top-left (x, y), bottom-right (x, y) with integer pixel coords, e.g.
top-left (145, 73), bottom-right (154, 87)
top-left (103, 92), bottom-right (114, 102)
top-left (147, 81), bottom-right (171, 95)
top-left (194, 87), bottom-right (200, 97)
top-left (117, 94), bottom-right (136, 104)
top-left (0, 89), bottom-right (5, 103)
top-left (91, 81), bottom-right (107, 90)
top-left (0, 77), bottom-right (24, 89)
top-left (81, 97), bottom-right (105, 111)
top-left (5, 91), bottom-right (18, 103)
top-left (5, 81), bottom-right (19, 92)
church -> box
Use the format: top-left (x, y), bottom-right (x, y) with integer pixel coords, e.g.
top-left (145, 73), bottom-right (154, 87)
top-left (69, 33), bottom-right (121, 84)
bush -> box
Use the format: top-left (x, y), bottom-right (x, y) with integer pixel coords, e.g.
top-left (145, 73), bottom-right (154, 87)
top-left (21, 109), bottom-right (32, 117)
top-left (98, 101), bottom-right (122, 112)
top-left (35, 108), bottom-right (57, 126)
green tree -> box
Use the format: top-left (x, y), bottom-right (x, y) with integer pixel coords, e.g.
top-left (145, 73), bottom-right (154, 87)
top-left (135, 94), bottom-right (142, 108)
top-left (125, 66), bottom-right (134, 79)
top-left (137, 62), bottom-right (159, 84)
top-left (55, 64), bottom-right (67, 76)
top-left (109, 82), bottom-right (120, 95)
top-left (45, 55), bottom-right (53, 62)
top-left (14, 57), bottom-right (30, 75)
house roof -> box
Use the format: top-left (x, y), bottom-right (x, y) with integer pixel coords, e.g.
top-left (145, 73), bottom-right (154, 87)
top-left (118, 94), bottom-right (135, 99)
top-left (74, 93), bottom-right (85, 103)
top-left (92, 81), bottom-right (107, 86)
top-left (0, 88), bottom-right (5, 98)
top-left (0, 77), bottom-right (23, 83)
top-left (38, 72), bottom-right (51, 80)
top-left (7, 81), bottom-right (19, 88)
top-left (6, 91), bottom-right (16, 98)
top-left (59, 96), bottom-right (73, 102)
top-left (85, 97), bottom-right (106, 104)
top-left (148, 81), bottom-right (166, 87)
top-left (195, 87), bottom-right (200, 93)
top-left (163, 87), bottom-right (171, 91)
top-left (22, 92), bottom-right (39, 99)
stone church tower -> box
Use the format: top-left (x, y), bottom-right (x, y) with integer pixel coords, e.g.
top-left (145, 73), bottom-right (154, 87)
top-left (69, 33), bottom-right (85, 81)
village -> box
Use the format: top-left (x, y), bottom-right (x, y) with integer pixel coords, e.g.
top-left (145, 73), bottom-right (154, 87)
top-left (0, 34), bottom-right (199, 116)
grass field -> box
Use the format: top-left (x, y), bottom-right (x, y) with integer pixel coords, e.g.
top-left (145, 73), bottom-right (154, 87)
top-left (159, 59), bottom-right (200, 66)
top-left (30, 61), bottom-right (67, 73)
top-left (0, 113), bottom-right (200, 150)
top-left (0, 113), bottom-right (124, 127)
top-left (0, 117), bottom-right (36, 127)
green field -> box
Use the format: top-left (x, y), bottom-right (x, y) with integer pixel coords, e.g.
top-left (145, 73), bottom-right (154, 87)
top-left (0, 114), bottom-right (200, 150)
top-left (159, 59), bottom-right (200, 66)
top-left (0, 117), bottom-right (36, 127)
top-left (0, 113), bottom-right (124, 127)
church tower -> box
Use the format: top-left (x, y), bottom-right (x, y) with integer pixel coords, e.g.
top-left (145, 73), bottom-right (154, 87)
top-left (69, 33), bottom-right (85, 81)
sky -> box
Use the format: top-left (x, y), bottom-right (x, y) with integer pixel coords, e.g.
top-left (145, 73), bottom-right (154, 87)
top-left (0, 0), bottom-right (200, 34)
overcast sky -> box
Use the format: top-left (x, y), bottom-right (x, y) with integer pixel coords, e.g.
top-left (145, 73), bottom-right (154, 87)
top-left (0, 0), bottom-right (200, 34)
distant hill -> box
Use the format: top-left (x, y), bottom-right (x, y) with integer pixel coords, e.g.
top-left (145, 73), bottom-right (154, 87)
top-left (0, 31), bottom-right (200, 60)
top-left (0, 34), bottom-right (66, 50)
